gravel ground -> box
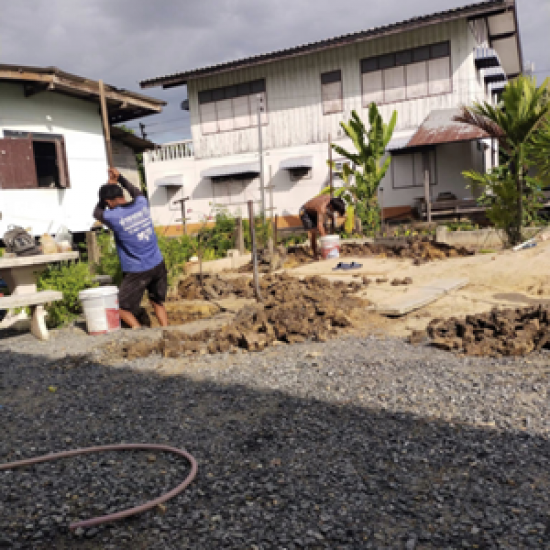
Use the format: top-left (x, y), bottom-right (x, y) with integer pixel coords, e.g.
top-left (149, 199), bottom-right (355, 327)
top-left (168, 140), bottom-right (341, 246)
top-left (1, 328), bottom-right (550, 549)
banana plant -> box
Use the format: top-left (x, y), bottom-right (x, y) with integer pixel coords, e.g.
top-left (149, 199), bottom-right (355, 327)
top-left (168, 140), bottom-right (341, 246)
top-left (321, 104), bottom-right (397, 234)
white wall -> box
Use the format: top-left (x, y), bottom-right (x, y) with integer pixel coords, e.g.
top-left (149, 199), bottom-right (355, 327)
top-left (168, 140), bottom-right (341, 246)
top-left (0, 82), bottom-right (108, 236)
top-left (145, 131), bottom-right (483, 226)
top-left (187, 18), bottom-right (488, 160)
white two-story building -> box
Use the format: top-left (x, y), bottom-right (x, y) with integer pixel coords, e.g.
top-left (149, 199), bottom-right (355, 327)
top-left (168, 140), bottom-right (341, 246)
top-left (140, 0), bottom-right (522, 234)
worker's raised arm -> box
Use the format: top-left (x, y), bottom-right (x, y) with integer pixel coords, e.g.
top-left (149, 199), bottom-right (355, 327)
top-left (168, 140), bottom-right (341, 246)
top-left (109, 168), bottom-right (142, 199)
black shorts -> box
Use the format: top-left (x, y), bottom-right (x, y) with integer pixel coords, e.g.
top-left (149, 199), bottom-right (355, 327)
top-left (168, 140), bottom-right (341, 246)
top-left (299, 207), bottom-right (318, 230)
top-left (119, 261), bottom-right (168, 314)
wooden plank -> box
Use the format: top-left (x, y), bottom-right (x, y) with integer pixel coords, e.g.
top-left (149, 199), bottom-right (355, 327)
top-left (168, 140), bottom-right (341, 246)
top-left (0, 252), bottom-right (78, 269)
top-left (0, 138), bottom-right (39, 190)
top-left (0, 290), bottom-right (62, 308)
top-left (99, 80), bottom-right (114, 168)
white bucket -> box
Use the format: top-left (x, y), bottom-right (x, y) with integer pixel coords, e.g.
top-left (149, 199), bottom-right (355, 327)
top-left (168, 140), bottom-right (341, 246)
top-left (79, 286), bottom-right (120, 336)
top-left (320, 234), bottom-right (340, 260)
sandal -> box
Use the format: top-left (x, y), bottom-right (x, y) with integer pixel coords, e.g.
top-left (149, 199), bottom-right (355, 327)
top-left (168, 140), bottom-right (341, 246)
top-left (349, 262), bottom-right (363, 269)
top-left (333, 262), bottom-right (351, 271)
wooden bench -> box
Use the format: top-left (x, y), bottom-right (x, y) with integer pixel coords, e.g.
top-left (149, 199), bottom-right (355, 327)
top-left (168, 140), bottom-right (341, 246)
top-left (0, 290), bottom-right (63, 341)
top-left (419, 199), bottom-right (486, 219)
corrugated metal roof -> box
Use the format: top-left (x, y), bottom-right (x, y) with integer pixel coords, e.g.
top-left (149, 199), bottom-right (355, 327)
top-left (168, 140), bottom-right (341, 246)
top-left (407, 108), bottom-right (489, 148)
top-left (111, 126), bottom-right (157, 153)
top-left (386, 137), bottom-right (412, 151)
top-left (280, 156), bottom-right (313, 170)
top-left (140, 0), bottom-right (512, 89)
top-left (201, 161), bottom-right (260, 179)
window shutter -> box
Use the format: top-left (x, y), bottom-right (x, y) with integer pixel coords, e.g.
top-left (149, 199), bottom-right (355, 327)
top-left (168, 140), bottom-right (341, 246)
top-left (233, 96), bottom-right (251, 129)
top-left (55, 138), bottom-right (70, 188)
top-left (384, 67), bottom-right (406, 103)
top-left (199, 102), bottom-right (218, 135)
top-left (322, 81), bottom-right (343, 115)
top-left (216, 98), bottom-right (235, 132)
top-left (406, 62), bottom-right (428, 99)
top-left (428, 57), bottom-right (451, 94)
top-left (362, 70), bottom-right (384, 105)
top-left (0, 138), bottom-right (38, 189)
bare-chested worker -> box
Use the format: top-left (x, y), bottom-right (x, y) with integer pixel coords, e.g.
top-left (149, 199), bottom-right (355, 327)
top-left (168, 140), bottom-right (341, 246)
top-left (299, 196), bottom-right (347, 259)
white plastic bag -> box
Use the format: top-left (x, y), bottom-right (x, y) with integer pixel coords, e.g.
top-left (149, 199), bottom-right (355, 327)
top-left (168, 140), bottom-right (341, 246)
top-left (55, 225), bottom-right (73, 252)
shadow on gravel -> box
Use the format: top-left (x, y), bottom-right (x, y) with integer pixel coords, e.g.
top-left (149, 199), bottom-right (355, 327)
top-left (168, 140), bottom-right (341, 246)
top-left (1, 350), bottom-right (549, 550)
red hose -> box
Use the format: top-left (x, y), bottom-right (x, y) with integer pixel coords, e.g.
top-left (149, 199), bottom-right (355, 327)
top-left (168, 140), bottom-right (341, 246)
top-left (0, 443), bottom-right (198, 530)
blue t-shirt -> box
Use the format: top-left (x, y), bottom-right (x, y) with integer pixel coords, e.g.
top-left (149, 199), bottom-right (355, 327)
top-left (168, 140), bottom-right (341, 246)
top-left (102, 196), bottom-right (163, 273)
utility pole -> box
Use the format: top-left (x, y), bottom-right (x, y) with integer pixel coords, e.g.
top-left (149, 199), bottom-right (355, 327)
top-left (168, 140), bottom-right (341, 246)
top-left (257, 94), bottom-right (266, 222)
top-left (139, 123), bottom-right (147, 140)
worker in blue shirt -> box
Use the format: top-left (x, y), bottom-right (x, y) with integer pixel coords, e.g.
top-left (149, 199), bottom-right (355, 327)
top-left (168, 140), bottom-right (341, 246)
top-left (93, 168), bottom-right (168, 329)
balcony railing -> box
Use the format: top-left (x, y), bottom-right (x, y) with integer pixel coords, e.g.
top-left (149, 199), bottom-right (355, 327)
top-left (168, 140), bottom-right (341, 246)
top-left (146, 140), bottom-right (194, 163)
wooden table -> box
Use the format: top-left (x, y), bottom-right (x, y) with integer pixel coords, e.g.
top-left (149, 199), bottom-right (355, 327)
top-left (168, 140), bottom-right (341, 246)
top-left (0, 252), bottom-right (79, 340)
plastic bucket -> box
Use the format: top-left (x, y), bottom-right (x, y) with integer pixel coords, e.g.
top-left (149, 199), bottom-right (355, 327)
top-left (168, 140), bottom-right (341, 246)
top-left (320, 235), bottom-right (340, 260)
top-left (79, 286), bottom-right (120, 336)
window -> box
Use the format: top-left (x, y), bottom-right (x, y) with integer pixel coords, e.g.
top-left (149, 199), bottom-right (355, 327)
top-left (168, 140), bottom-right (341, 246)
top-left (321, 70), bottom-right (343, 115)
top-left (361, 41), bottom-right (451, 105)
top-left (0, 131), bottom-right (70, 189)
top-left (289, 167), bottom-right (312, 181)
top-left (166, 186), bottom-right (184, 212)
top-left (391, 150), bottom-right (436, 189)
top-left (198, 79), bottom-right (267, 135)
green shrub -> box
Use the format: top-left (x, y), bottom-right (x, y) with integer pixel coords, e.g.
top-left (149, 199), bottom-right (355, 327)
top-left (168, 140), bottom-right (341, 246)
top-left (94, 232), bottom-right (123, 286)
top-left (37, 262), bottom-right (98, 328)
top-left (243, 216), bottom-right (272, 249)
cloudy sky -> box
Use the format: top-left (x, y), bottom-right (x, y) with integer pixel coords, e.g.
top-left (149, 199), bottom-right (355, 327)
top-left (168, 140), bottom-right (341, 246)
top-left (2, 0), bottom-right (548, 143)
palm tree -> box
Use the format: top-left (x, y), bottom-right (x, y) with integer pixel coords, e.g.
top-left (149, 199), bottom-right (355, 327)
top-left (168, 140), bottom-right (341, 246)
top-left (454, 75), bottom-right (550, 245)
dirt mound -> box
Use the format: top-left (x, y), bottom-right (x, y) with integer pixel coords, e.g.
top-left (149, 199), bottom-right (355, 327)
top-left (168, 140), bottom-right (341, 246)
top-left (339, 238), bottom-right (473, 265)
top-left (277, 238), bottom-right (474, 268)
top-left (112, 273), bottom-right (370, 360)
top-left (424, 305), bottom-right (550, 357)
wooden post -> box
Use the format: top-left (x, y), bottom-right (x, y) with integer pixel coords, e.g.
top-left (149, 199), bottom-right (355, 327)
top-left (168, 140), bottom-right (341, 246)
top-left (235, 216), bottom-right (245, 254)
top-left (98, 80), bottom-right (114, 168)
top-left (247, 200), bottom-right (263, 303)
top-left (423, 152), bottom-right (432, 223)
top-left (328, 134), bottom-right (335, 234)
top-left (86, 231), bottom-right (100, 272)
top-left (174, 197), bottom-right (190, 236)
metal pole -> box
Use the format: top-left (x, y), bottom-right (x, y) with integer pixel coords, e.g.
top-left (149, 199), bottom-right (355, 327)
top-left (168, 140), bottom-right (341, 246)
top-left (247, 200), bottom-right (263, 303)
top-left (257, 95), bottom-right (266, 222)
top-left (328, 134), bottom-right (335, 234)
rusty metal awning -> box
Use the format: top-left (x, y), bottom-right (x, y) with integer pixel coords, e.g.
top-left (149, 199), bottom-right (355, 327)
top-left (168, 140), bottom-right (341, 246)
top-left (201, 161), bottom-right (260, 179)
top-left (280, 156), bottom-right (313, 170)
top-left (406, 108), bottom-right (489, 148)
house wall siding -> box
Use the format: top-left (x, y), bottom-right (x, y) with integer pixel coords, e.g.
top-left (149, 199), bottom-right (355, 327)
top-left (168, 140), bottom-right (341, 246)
top-left (188, 19), bottom-right (488, 160)
top-left (0, 81), bottom-right (109, 236)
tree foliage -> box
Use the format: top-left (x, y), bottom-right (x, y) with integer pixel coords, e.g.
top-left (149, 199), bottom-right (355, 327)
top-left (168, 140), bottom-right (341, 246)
top-left (322, 105), bottom-right (397, 234)
top-left (456, 75), bottom-right (550, 245)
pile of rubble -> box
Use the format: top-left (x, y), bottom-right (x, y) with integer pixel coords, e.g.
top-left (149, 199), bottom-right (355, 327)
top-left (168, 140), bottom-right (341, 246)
top-left (116, 273), bottom-right (370, 359)
top-left (424, 305), bottom-right (550, 356)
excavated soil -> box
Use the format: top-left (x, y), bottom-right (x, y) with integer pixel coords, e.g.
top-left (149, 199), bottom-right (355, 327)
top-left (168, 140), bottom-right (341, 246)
top-left (111, 273), bottom-right (370, 360)
top-left (417, 305), bottom-right (550, 357)
top-left (279, 238), bottom-right (474, 268)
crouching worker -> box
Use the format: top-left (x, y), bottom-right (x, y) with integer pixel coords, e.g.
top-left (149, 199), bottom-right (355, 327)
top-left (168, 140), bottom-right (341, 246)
top-left (93, 168), bottom-right (168, 329)
top-left (299, 196), bottom-right (347, 259)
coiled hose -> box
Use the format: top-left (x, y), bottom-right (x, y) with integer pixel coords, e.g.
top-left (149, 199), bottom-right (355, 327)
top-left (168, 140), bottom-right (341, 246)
top-left (0, 443), bottom-right (198, 530)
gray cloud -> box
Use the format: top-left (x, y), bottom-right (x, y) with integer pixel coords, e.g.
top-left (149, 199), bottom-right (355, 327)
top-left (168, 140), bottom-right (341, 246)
top-left (1, 0), bottom-right (548, 143)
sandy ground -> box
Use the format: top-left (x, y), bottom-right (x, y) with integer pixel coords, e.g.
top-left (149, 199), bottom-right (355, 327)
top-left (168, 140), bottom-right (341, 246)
top-left (281, 241), bottom-right (550, 337)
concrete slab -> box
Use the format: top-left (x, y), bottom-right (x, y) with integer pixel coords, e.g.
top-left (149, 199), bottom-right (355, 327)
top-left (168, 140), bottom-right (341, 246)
top-left (374, 287), bottom-right (443, 316)
top-left (418, 278), bottom-right (469, 293)
top-left (373, 278), bottom-right (469, 316)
